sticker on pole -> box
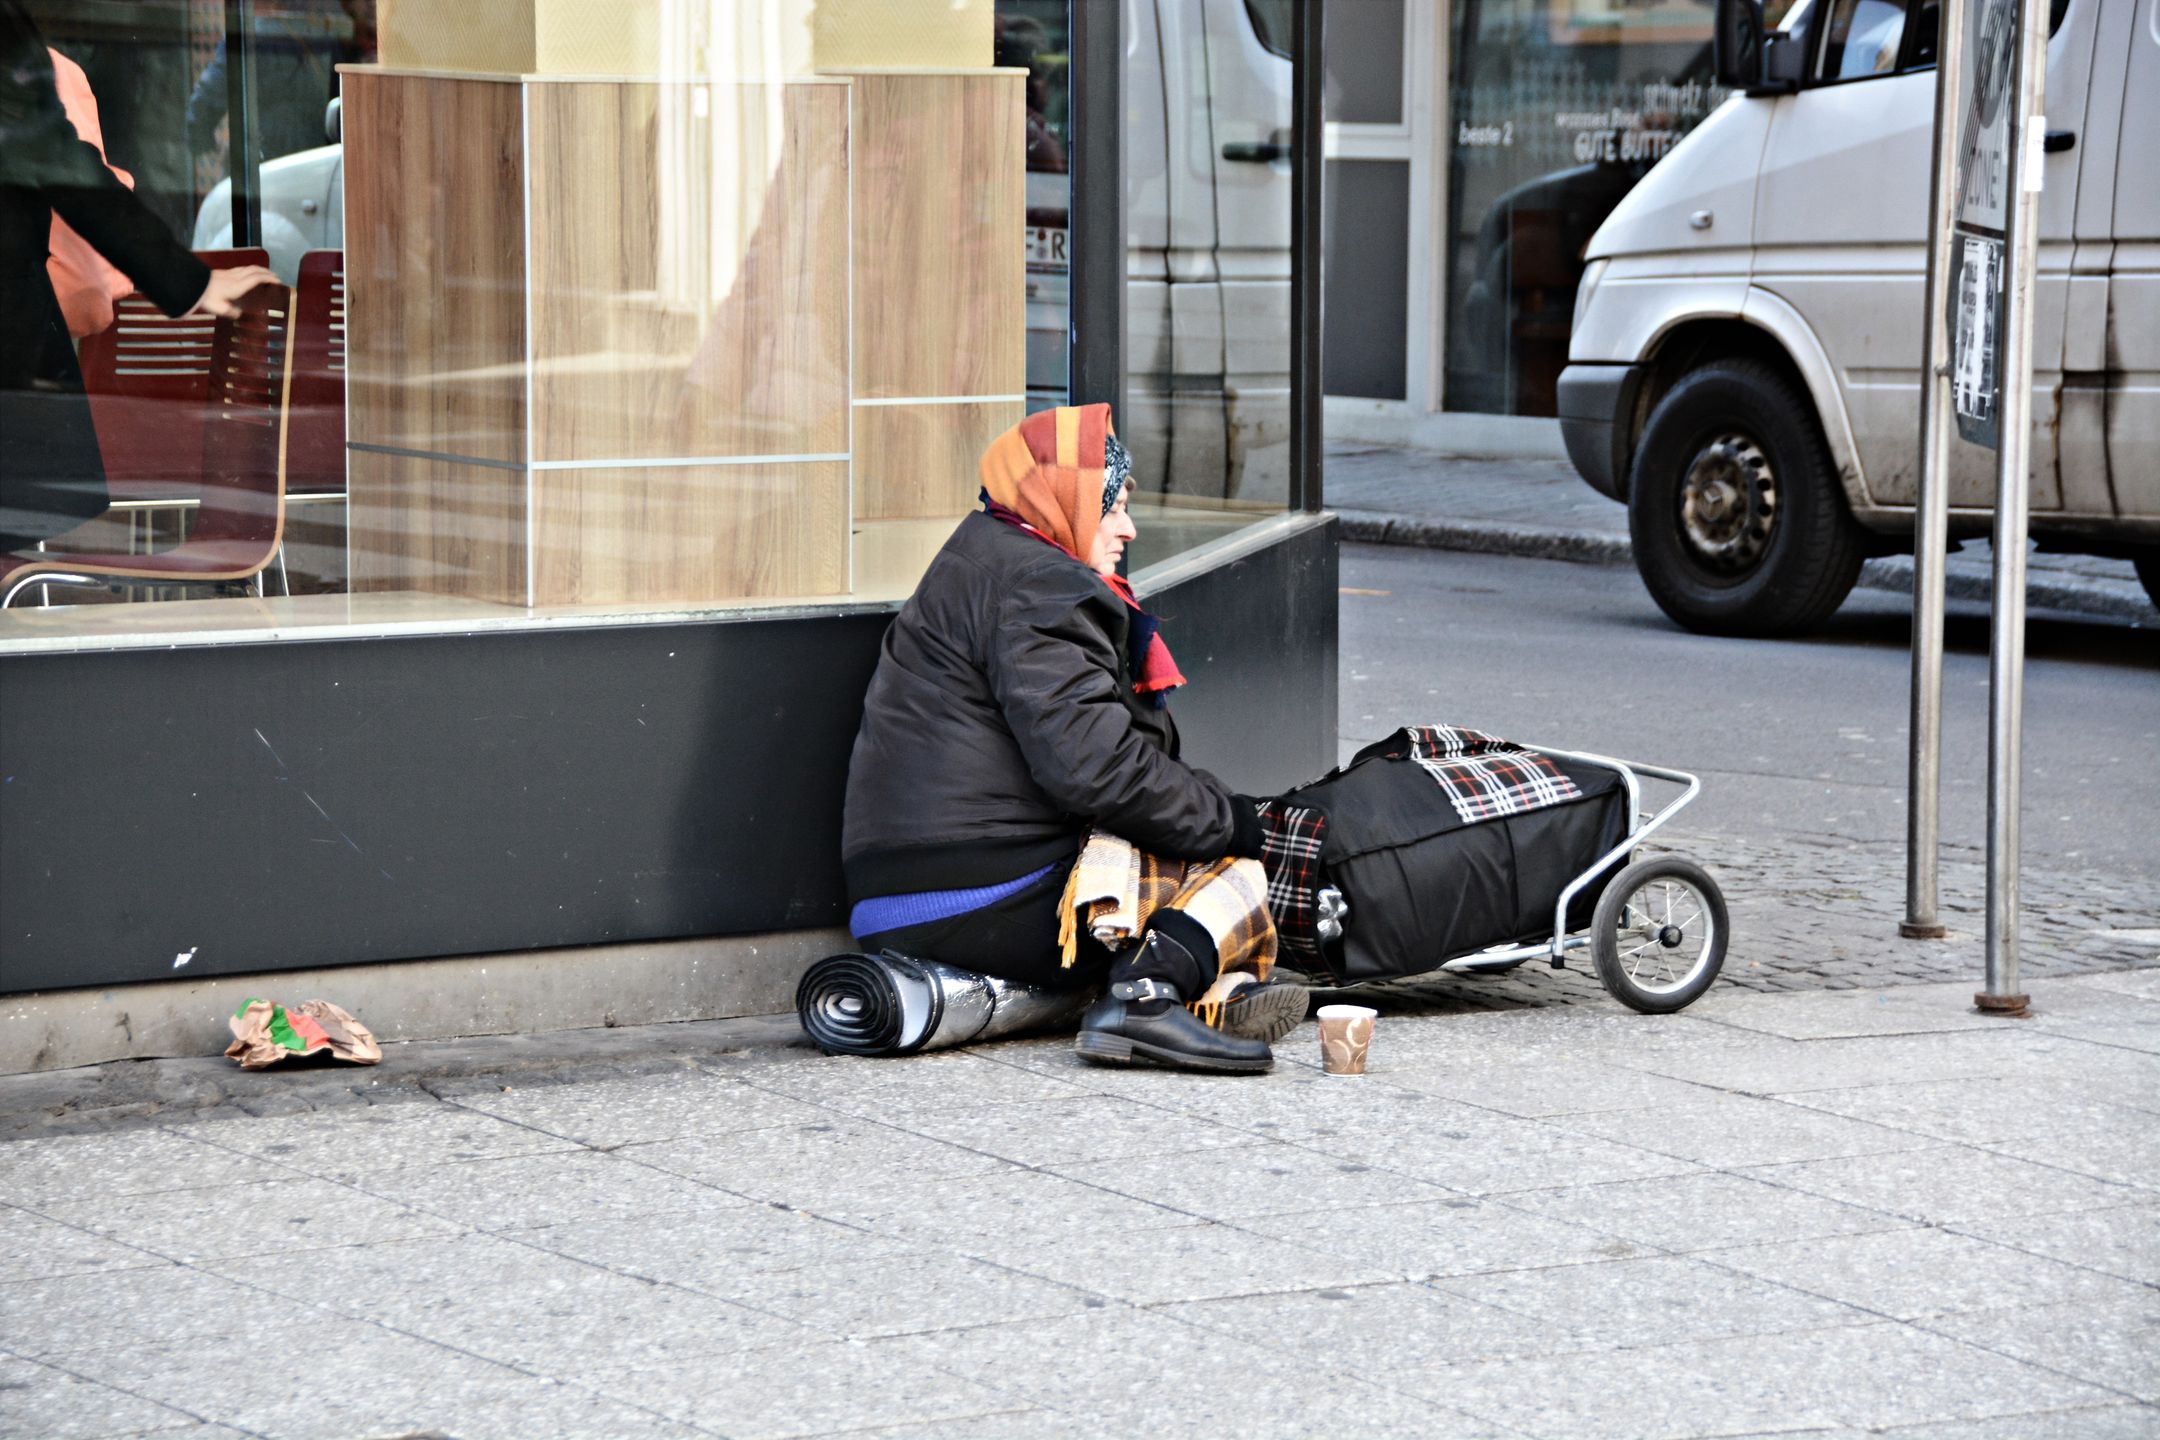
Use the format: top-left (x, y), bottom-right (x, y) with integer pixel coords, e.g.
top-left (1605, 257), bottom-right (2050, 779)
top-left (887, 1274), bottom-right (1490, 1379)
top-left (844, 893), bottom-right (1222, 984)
top-left (1955, 0), bottom-right (2016, 233)
top-left (1951, 233), bottom-right (2003, 448)
top-left (1946, 0), bottom-right (2018, 450)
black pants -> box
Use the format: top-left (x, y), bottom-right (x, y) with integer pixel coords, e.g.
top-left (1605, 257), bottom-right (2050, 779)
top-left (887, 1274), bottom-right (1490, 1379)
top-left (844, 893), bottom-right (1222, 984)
top-left (857, 859), bottom-right (1218, 997)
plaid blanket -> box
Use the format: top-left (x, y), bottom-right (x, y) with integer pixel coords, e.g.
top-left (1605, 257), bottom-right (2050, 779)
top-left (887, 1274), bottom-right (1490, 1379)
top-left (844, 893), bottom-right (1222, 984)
top-left (1057, 830), bottom-right (1276, 982)
top-left (1377, 724), bottom-right (1581, 824)
top-left (1254, 801), bottom-right (1328, 958)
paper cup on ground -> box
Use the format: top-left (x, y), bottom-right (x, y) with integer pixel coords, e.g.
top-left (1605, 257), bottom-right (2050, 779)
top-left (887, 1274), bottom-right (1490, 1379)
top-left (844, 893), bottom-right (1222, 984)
top-left (1317, 1004), bottom-right (1376, 1076)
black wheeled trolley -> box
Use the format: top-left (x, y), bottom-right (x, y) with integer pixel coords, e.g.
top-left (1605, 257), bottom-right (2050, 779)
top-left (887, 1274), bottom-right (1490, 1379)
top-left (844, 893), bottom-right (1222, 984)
top-left (1274, 734), bottom-right (1729, 1014)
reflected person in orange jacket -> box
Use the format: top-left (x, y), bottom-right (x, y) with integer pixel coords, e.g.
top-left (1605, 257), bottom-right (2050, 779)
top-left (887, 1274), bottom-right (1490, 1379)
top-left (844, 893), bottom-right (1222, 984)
top-left (44, 45), bottom-right (133, 339)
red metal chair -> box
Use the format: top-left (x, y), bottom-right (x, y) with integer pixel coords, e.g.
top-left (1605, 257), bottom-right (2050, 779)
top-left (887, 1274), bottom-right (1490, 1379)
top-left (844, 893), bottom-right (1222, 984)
top-left (1, 283), bottom-right (294, 608)
top-left (76, 248), bottom-right (271, 513)
top-left (286, 249), bottom-right (346, 501)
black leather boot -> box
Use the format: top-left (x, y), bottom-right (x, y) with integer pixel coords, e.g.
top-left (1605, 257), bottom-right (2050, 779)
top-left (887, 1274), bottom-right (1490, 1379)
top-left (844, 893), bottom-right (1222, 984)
top-left (1075, 977), bottom-right (1274, 1073)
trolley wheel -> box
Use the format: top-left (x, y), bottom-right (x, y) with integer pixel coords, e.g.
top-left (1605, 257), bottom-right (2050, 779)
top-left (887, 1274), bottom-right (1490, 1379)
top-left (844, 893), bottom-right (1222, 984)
top-left (1592, 857), bottom-right (1728, 1013)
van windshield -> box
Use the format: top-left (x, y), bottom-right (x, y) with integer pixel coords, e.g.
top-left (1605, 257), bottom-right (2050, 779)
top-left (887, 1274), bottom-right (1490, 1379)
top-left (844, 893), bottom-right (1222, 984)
top-left (1771, 0), bottom-right (1816, 33)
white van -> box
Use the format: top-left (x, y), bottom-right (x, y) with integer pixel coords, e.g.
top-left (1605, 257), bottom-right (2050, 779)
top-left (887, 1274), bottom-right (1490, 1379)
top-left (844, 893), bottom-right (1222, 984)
top-left (1557, 0), bottom-right (2158, 634)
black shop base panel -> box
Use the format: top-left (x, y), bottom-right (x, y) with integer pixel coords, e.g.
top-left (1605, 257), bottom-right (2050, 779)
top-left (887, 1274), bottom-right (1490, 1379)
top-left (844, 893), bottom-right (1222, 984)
top-left (0, 517), bottom-right (1336, 995)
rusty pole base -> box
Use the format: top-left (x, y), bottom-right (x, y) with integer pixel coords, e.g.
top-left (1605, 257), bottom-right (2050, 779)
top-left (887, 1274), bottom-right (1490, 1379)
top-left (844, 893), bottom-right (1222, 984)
top-left (1900, 920), bottom-right (1948, 939)
top-left (1973, 991), bottom-right (2031, 1017)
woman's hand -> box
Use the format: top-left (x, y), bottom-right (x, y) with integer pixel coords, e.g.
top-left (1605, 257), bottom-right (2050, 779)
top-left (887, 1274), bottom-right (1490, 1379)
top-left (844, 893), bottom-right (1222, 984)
top-left (186, 264), bottom-right (282, 317)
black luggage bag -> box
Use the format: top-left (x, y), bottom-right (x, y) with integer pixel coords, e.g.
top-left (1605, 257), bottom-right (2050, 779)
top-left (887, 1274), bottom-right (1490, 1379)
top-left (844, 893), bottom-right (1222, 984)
top-left (1272, 730), bottom-right (1632, 986)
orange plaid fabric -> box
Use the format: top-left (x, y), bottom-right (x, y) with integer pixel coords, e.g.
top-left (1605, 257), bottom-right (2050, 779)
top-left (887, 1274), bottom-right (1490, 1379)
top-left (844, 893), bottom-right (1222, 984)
top-left (1058, 831), bottom-right (1276, 983)
top-left (978, 404), bottom-right (1117, 558)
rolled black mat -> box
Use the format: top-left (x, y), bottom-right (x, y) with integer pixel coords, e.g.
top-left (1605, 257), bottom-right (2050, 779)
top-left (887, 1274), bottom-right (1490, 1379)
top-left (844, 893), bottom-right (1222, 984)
top-left (796, 951), bottom-right (1090, 1058)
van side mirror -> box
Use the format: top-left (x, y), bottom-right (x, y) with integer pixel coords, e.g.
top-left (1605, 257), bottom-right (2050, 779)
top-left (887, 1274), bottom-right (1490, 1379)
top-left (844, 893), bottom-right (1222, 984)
top-left (1714, 0), bottom-right (1804, 93)
top-left (325, 95), bottom-right (342, 144)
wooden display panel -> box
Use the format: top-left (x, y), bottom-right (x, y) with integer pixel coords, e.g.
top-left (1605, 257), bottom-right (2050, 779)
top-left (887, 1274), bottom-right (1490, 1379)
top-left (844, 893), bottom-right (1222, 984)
top-left (853, 400), bottom-right (1023, 520)
top-left (342, 72), bottom-right (527, 464)
top-left (528, 462), bottom-right (847, 605)
top-left (525, 81), bottom-right (850, 465)
top-left (346, 449), bottom-right (528, 606)
top-left (847, 72), bottom-right (1025, 401)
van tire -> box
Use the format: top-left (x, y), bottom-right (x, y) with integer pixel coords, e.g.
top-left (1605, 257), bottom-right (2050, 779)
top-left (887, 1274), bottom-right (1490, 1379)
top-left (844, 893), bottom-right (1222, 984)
top-left (1628, 360), bottom-right (1864, 636)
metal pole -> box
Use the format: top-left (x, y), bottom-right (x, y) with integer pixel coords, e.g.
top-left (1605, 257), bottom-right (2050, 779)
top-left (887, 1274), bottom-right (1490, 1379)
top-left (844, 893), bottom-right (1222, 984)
top-left (1066, 0), bottom-right (1125, 414)
top-left (1903, 0), bottom-right (1968, 941)
top-left (1978, 0), bottom-right (2047, 1015)
top-left (1290, 0), bottom-right (1326, 513)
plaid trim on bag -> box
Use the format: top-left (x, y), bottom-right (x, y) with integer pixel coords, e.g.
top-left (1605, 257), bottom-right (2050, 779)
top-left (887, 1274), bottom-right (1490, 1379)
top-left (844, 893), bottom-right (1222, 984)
top-left (1373, 724), bottom-right (1582, 824)
top-left (1254, 801), bottom-right (1328, 958)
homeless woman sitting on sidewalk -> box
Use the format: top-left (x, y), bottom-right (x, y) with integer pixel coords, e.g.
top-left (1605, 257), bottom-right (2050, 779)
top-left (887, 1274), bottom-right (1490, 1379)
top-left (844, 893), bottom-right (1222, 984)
top-left (840, 404), bottom-right (1306, 1074)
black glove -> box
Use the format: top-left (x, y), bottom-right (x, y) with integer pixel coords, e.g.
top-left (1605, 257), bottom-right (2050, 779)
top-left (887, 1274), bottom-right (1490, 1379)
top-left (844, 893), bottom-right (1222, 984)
top-left (1227, 793), bottom-right (1268, 859)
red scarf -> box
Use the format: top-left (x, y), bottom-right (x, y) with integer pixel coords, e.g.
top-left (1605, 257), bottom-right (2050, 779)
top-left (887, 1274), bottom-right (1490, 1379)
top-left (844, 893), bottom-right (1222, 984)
top-left (983, 497), bottom-right (1187, 703)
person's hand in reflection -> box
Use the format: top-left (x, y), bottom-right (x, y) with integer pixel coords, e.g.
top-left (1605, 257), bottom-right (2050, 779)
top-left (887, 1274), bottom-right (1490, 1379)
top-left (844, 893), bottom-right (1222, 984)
top-left (189, 263), bottom-right (282, 317)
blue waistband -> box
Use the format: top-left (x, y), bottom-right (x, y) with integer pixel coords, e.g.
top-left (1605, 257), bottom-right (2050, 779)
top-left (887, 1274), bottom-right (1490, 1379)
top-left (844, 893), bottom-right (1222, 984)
top-left (850, 862), bottom-right (1060, 940)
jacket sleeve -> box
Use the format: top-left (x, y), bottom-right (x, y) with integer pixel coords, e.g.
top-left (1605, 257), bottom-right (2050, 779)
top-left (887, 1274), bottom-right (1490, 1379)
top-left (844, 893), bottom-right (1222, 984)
top-left (986, 562), bottom-right (1240, 860)
top-left (0, 11), bottom-right (209, 317)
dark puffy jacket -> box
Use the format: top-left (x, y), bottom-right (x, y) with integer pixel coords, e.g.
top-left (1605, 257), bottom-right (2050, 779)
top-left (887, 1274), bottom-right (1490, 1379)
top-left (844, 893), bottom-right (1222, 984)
top-left (842, 512), bottom-right (1259, 900)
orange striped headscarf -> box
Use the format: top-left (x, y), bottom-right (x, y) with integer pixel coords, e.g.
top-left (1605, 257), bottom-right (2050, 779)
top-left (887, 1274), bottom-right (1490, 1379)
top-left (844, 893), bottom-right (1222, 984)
top-left (978, 404), bottom-right (1119, 558)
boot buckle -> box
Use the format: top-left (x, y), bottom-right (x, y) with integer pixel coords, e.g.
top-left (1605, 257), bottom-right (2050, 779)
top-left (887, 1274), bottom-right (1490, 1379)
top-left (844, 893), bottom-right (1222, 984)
top-left (1109, 977), bottom-right (1178, 1004)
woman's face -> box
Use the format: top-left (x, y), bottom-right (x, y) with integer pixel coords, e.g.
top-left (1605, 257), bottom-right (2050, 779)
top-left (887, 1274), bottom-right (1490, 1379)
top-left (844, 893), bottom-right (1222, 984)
top-left (1087, 484), bottom-right (1137, 575)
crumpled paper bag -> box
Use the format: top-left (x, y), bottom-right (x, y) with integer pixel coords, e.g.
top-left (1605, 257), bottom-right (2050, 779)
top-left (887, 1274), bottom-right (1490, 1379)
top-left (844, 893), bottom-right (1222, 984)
top-left (225, 997), bottom-right (382, 1069)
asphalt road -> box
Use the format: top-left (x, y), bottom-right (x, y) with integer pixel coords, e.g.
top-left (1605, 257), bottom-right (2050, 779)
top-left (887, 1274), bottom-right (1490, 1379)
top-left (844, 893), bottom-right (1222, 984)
top-left (1338, 543), bottom-right (2160, 885)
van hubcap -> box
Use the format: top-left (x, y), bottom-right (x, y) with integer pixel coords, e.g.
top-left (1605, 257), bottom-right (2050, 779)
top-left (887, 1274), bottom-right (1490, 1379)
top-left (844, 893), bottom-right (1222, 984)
top-left (1679, 433), bottom-right (1776, 574)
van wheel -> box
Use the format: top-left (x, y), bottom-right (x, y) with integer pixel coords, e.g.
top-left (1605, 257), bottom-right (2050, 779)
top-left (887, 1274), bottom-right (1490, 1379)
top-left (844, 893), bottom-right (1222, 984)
top-left (1628, 360), bottom-right (1864, 636)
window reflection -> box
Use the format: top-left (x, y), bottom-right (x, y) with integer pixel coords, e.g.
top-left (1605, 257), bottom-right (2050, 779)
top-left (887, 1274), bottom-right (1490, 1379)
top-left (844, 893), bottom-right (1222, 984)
top-left (3, 0), bottom-right (1300, 649)
top-left (1445, 0), bottom-right (1726, 416)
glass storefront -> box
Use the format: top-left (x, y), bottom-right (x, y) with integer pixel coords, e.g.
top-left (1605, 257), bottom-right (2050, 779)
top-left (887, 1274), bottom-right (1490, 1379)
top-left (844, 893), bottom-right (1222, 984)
top-left (1443, 0), bottom-right (1729, 415)
top-left (0, 0), bottom-right (1300, 650)
top-left (1121, 0), bottom-right (1297, 569)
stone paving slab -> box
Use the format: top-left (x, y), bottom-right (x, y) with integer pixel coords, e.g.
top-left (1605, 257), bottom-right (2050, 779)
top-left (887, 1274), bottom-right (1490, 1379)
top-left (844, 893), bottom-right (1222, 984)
top-left (209, 1230), bottom-right (812, 1373)
top-left (1953, 1202), bottom-right (2160, 1286)
top-left (1385, 1321), bottom-right (2125, 1438)
top-left (1435, 1251), bottom-right (1875, 1349)
top-left (1701, 1223), bottom-right (2154, 1320)
top-left (56, 1325), bottom-right (704, 1440)
top-left (339, 1146), bottom-right (757, 1232)
top-left (1919, 1293), bottom-right (2160, 1404)
top-left (450, 1070), bottom-right (838, 1148)
top-left (33, 1175), bottom-right (459, 1265)
top-left (1496, 1168), bottom-right (1909, 1254)
top-left (584, 1338), bottom-right (1029, 1439)
top-left (1871, 1409), bottom-right (2160, 1439)
top-left (0, 1202), bottom-right (173, 1285)
top-left (1237, 1194), bottom-right (1650, 1279)
top-left (1, 970), bottom-right (2154, 1439)
top-left (504, 1206), bottom-right (935, 1289)
top-left (1541, 1091), bottom-right (1927, 1169)
top-left (1739, 1142), bottom-right (2151, 1227)
top-left (0, 1352), bottom-right (203, 1439)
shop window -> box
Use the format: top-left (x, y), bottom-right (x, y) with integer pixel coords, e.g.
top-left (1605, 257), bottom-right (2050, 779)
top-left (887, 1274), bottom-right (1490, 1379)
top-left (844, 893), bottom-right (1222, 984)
top-left (1443, 0), bottom-right (1727, 417)
top-left (1326, 0), bottom-right (1407, 125)
top-left (1121, 0), bottom-right (1299, 561)
top-left (1, 0), bottom-right (1298, 652)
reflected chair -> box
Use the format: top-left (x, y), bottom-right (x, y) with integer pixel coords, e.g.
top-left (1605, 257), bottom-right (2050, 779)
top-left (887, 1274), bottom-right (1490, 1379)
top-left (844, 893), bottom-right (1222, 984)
top-left (76, 248), bottom-right (272, 519)
top-left (268, 249), bottom-right (347, 592)
top-left (286, 249), bottom-right (346, 501)
top-left (1, 283), bottom-right (295, 608)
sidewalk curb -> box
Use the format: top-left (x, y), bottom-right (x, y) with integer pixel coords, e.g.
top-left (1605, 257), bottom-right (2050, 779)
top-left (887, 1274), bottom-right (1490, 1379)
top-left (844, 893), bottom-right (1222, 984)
top-left (1337, 510), bottom-right (2157, 625)
top-left (1336, 510), bottom-right (1631, 567)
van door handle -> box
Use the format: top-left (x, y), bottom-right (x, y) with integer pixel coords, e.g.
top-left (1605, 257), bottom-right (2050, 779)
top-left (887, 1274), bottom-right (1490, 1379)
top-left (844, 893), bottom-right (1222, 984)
top-left (1222, 129), bottom-right (1293, 163)
top-left (2043, 129), bottom-right (2076, 152)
